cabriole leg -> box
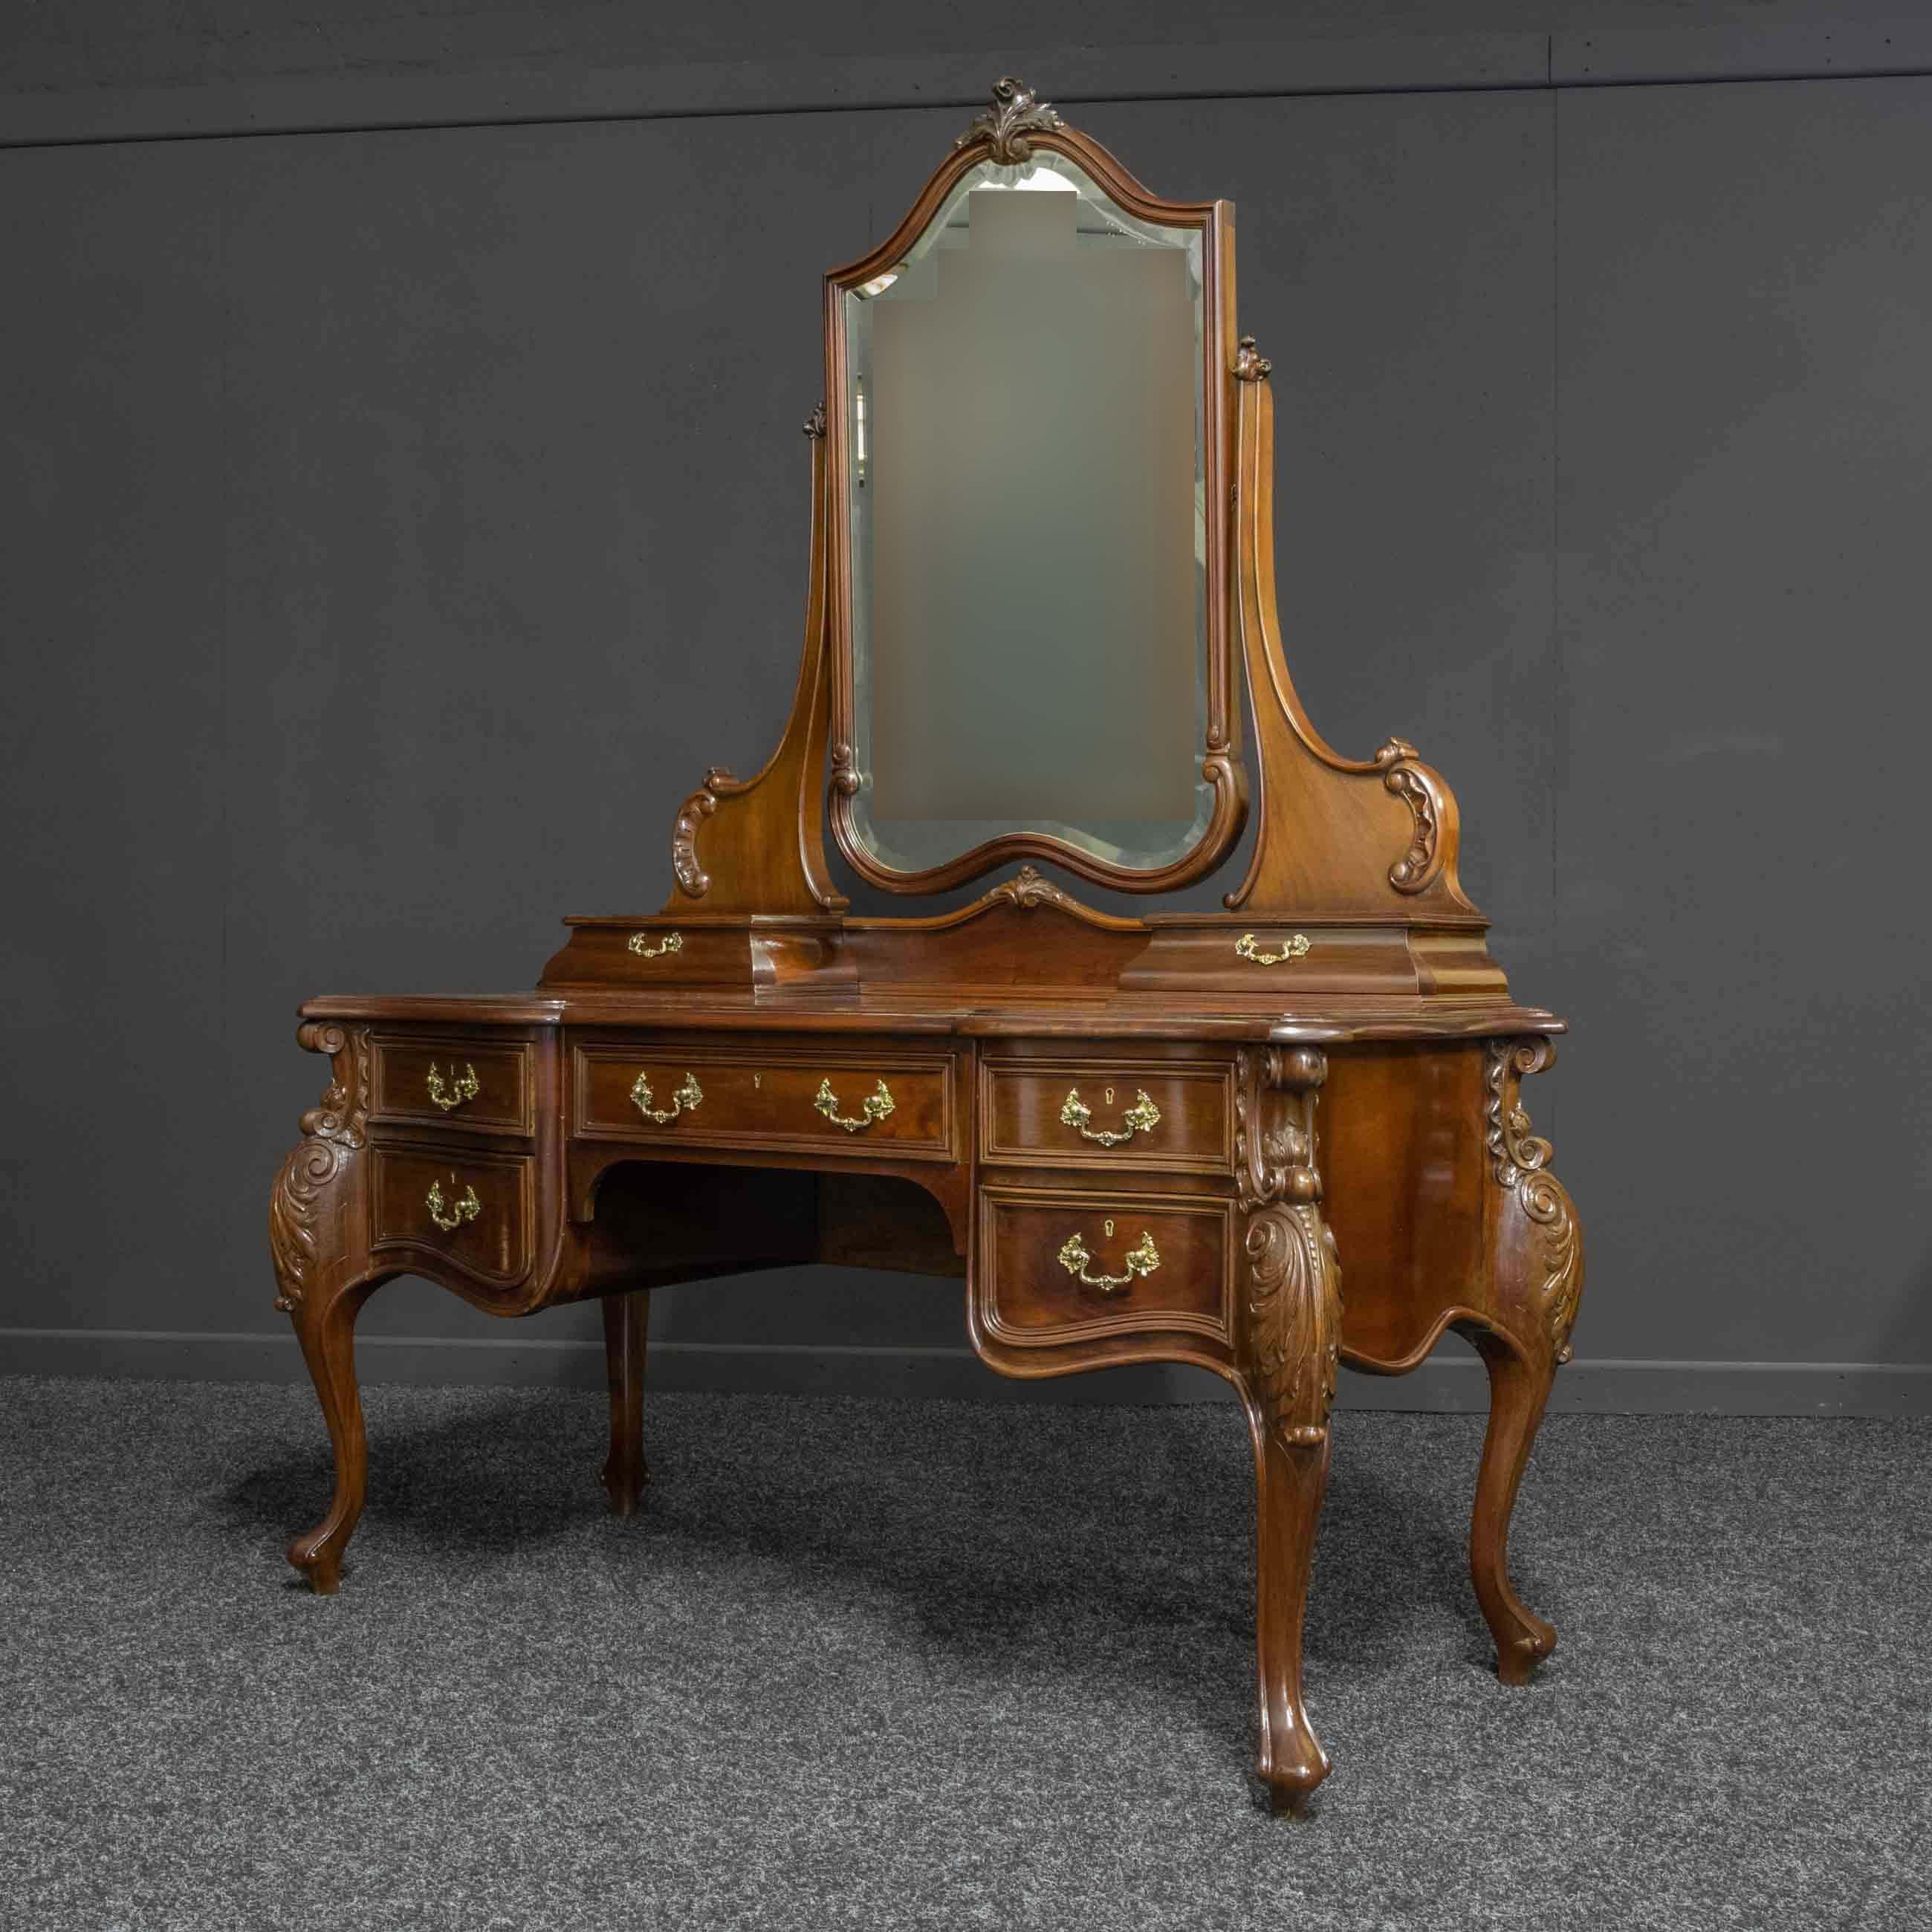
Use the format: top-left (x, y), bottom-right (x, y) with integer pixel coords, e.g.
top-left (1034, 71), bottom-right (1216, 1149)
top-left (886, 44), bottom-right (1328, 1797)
top-left (285, 1272), bottom-right (388, 1592)
top-left (1236, 1046), bottom-right (1343, 1815)
top-left (270, 1020), bottom-right (387, 1594)
top-left (1471, 1037), bottom-right (1586, 1683)
top-left (1250, 1422), bottom-right (1333, 1814)
top-left (600, 1288), bottom-right (651, 1515)
top-left (1462, 1323), bottom-right (1559, 1682)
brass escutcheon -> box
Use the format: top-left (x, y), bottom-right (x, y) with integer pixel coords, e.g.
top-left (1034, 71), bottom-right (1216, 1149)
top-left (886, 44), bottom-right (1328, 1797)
top-left (426, 1062), bottom-right (479, 1112)
top-left (425, 1177), bottom-right (480, 1233)
top-left (631, 1070), bottom-right (703, 1124)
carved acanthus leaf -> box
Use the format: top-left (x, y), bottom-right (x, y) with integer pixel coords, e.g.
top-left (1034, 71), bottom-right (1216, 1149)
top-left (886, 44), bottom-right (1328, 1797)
top-left (1485, 1037), bottom-right (1583, 1364)
top-left (270, 1138), bottom-right (346, 1314)
top-left (956, 76), bottom-right (1063, 166)
top-left (270, 1025), bottom-right (370, 1315)
top-left (803, 401), bottom-right (826, 440)
top-left (1235, 1049), bottom-right (1341, 1448)
top-left (1243, 1205), bottom-right (1341, 1450)
top-left (988, 864), bottom-right (1077, 915)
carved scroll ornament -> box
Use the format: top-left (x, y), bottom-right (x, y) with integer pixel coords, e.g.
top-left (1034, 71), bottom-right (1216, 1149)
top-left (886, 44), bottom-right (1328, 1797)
top-left (1373, 739), bottom-right (1448, 895)
top-left (670, 772), bottom-right (728, 899)
top-left (1485, 1037), bottom-right (1583, 1364)
top-left (269, 1023), bottom-right (371, 1314)
top-left (1234, 1048), bottom-right (1342, 1450)
top-left (955, 77), bottom-right (1064, 166)
top-left (986, 863), bottom-right (1085, 916)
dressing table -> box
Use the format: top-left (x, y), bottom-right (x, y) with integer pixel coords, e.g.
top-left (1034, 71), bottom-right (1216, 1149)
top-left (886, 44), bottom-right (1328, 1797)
top-left (268, 80), bottom-right (1584, 1815)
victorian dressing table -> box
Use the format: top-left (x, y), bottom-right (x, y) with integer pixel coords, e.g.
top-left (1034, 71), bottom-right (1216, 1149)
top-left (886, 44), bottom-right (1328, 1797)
top-left (268, 81), bottom-right (1584, 1815)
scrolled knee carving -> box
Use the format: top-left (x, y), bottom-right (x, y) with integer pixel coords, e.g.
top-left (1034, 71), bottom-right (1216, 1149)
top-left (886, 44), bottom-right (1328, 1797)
top-left (1484, 1037), bottom-right (1583, 1366)
top-left (269, 1023), bottom-right (372, 1315)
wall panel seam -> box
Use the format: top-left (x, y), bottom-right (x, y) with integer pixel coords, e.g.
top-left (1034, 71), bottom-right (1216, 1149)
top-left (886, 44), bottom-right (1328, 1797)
top-left (10, 30), bottom-right (1932, 152)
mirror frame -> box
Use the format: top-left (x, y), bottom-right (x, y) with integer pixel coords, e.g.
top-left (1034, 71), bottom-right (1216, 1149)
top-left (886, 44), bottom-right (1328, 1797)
top-left (822, 92), bottom-right (1245, 897)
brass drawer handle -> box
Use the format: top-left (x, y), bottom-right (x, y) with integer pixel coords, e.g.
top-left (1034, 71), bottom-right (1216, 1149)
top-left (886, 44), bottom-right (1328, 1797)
top-left (814, 1077), bottom-right (895, 1133)
top-left (1057, 1227), bottom-right (1161, 1296)
top-left (426, 1062), bottom-right (479, 1112)
top-left (631, 1071), bottom-right (703, 1123)
top-left (1235, 932), bottom-right (1311, 965)
top-left (1060, 1086), bottom-right (1161, 1147)
top-left (426, 1178), bottom-right (481, 1233)
top-left (629, 931), bottom-right (684, 959)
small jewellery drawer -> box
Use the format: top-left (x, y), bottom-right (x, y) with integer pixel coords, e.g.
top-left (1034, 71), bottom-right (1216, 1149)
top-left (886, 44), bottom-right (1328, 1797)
top-left (980, 1057), bottom-right (1234, 1173)
top-left (369, 1145), bottom-right (535, 1287)
top-left (572, 1043), bottom-right (957, 1161)
top-left (977, 1187), bottom-right (1234, 1344)
top-left (371, 1034), bottom-right (535, 1135)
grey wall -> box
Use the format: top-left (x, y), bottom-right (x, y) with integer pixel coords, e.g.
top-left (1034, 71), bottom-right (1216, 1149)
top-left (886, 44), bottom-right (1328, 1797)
top-left (4, 10), bottom-right (1930, 1412)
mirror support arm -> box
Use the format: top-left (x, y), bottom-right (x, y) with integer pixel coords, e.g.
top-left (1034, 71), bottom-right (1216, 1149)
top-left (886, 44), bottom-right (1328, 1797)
top-left (652, 410), bottom-right (847, 918)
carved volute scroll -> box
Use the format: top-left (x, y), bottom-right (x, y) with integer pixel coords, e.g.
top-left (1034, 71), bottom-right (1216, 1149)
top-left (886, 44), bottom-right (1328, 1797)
top-left (1234, 1047), bottom-right (1342, 1448)
top-left (269, 1022), bottom-right (372, 1315)
top-left (1484, 1037), bottom-right (1584, 1364)
top-left (669, 777), bottom-right (721, 899)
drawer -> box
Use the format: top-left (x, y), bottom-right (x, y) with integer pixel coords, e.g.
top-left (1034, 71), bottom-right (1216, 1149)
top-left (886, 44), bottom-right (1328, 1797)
top-left (371, 1034), bottom-right (535, 1135)
top-left (572, 1043), bottom-right (957, 1161)
top-left (977, 1186), bottom-right (1234, 1345)
top-left (369, 1144), bottom-right (535, 1288)
top-left (980, 1056), bottom-right (1234, 1173)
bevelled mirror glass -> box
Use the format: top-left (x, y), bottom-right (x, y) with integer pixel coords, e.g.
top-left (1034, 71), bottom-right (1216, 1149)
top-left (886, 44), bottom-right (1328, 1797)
top-left (828, 132), bottom-right (1238, 894)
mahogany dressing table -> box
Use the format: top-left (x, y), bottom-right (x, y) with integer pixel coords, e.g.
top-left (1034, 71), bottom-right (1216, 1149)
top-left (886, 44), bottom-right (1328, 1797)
top-left (268, 81), bottom-right (1584, 1815)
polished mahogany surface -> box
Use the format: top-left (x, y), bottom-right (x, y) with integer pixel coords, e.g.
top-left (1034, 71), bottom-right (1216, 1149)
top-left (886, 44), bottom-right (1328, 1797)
top-left (268, 82), bottom-right (1584, 1819)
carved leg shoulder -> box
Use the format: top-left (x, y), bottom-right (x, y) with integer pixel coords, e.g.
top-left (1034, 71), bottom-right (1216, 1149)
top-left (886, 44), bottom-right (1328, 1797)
top-left (1234, 1048), bottom-right (1343, 1814)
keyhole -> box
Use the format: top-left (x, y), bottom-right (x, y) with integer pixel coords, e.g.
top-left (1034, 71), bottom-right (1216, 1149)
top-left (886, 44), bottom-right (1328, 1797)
top-left (753, 1073), bottom-right (761, 1089)
top-left (1104, 1219), bottom-right (1115, 1237)
top-left (1104, 1086), bottom-right (1115, 1106)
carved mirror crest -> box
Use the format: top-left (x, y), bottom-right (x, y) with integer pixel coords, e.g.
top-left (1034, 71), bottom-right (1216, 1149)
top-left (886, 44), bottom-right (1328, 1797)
top-left (823, 82), bottom-right (1242, 895)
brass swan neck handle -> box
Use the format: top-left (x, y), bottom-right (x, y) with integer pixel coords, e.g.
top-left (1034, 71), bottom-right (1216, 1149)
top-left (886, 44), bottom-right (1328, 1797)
top-left (631, 1070), bottom-right (703, 1123)
top-left (1057, 1228), bottom-right (1161, 1296)
top-left (814, 1077), bottom-right (895, 1133)
top-left (1060, 1087), bottom-right (1161, 1147)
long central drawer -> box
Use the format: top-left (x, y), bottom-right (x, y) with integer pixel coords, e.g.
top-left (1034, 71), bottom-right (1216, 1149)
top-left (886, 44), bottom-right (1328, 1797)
top-left (571, 1038), bottom-right (959, 1161)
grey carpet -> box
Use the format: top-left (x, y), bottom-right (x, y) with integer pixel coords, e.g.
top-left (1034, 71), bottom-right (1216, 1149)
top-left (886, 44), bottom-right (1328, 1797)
top-left (1, 1376), bottom-right (1927, 1931)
